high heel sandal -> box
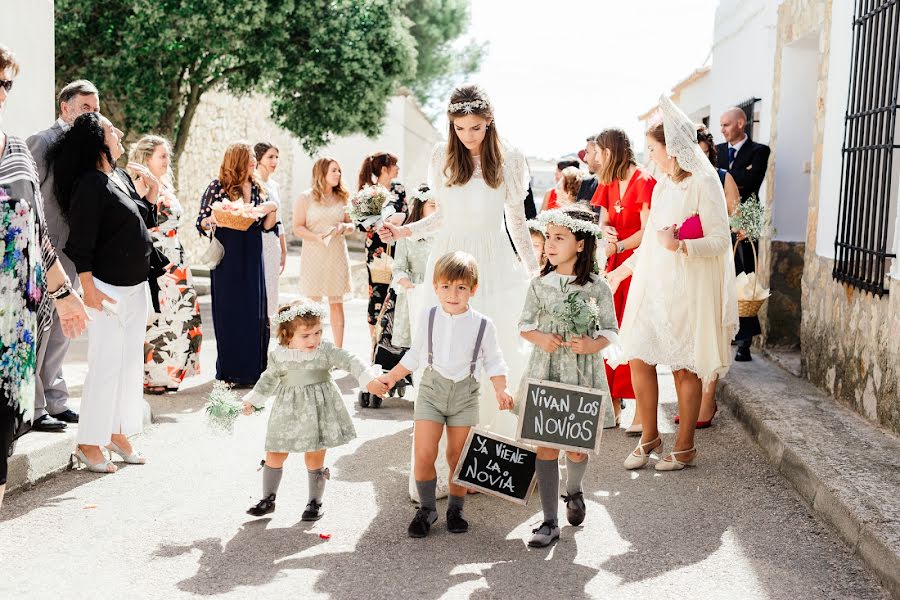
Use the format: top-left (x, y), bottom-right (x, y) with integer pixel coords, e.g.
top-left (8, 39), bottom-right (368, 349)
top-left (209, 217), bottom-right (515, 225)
top-left (106, 442), bottom-right (147, 464)
top-left (674, 405), bottom-right (718, 429)
top-left (71, 449), bottom-right (117, 473)
top-left (655, 447), bottom-right (697, 471)
top-left (623, 436), bottom-right (662, 470)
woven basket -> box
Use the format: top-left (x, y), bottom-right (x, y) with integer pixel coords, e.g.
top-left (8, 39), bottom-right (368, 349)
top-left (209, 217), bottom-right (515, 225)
top-left (369, 251), bottom-right (394, 285)
top-left (735, 238), bottom-right (766, 317)
top-left (213, 208), bottom-right (255, 231)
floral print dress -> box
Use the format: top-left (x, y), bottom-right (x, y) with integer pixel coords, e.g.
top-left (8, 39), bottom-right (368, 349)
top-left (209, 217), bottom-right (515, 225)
top-left (246, 342), bottom-right (378, 453)
top-left (516, 272), bottom-right (619, 428)
top-left (144, 186), bottom-right (202, 390)
top-left (389, 235), bottom-right (433, 348)
top-left (363, 181), bottom-right (407, 326)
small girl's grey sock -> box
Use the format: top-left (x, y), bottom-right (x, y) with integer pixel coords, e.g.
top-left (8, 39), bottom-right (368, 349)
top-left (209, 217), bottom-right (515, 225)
top-left (565, 455), bottom-right (589, 496)
top-left (263, 465), bottom-right (283, 498)
top-left (307, 468), bottom-right (330, 503)
top-left (536, 458), bottom-right (560, 525)
top-left (416, 478), bottom-right (438, 511)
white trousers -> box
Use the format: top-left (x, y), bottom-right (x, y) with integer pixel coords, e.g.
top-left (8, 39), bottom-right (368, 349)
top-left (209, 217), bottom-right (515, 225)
top-left (76, 278), bottom-right (149, 446)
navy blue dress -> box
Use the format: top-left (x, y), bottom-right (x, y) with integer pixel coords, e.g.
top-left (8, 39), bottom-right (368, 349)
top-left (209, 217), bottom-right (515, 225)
top-left (197, 179), bottom-right (270, 385)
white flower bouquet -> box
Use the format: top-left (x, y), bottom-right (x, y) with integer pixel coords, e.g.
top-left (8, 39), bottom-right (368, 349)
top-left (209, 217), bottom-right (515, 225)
top-left (551, 282), bottom-right (601, 339)
top-left (203, 381), bottom-right (261, 434)
top-left (347, 185), bottom-right (396, 230)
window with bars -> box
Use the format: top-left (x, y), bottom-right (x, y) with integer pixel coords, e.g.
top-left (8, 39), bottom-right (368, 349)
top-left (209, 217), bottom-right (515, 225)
top-left (834, 0), bottom-right (899, 296)
top-left (736, 97), bottom-right (761, 139)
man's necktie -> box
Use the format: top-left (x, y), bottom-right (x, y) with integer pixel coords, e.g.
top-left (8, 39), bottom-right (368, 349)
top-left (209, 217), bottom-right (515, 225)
top-left (728, 146), bottom-right (736, 168)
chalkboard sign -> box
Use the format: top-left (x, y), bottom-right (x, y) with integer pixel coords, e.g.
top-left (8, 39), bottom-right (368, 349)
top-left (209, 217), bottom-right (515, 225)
top-left (450, 428), bottom-right (537, 505)
top-left (515, 378), bottom-right (608, 454)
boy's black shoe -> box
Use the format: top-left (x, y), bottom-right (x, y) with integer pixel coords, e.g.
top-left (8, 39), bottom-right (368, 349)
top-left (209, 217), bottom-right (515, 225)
top-left (247, 494), bottom-right (276, 517)
top-left (302, 500), bottom-right (324, 521)
top-left (735, 346), bottom-right (752, 362)
top-left (407, 507), bottom-right (438, 538)
top-left (446, 506), bottom-right (469, 534)
top-left (563, 492), bottom-right (586, 526)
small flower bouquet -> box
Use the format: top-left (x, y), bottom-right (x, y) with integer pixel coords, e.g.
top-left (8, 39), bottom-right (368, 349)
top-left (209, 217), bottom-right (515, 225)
top-left (211, 199), bottom-right (261, 231)
top-left (551, 281), bottom-right (601, 339)
top-left (203, 381), bottom-right (261, 435)
top-left (729, 194), bottom-right (771, 315)
top-left (347, 185), bottom-right (397, 230)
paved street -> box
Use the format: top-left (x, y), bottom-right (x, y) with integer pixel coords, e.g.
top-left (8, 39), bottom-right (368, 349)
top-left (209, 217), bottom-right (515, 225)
top-left (0, 294), bottom-right (889, 600)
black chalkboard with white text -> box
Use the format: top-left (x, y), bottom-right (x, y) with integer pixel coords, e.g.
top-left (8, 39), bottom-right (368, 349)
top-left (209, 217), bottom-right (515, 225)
top-left (515, 378), bottom-right (608, 453)
top-left (451, 428), bottom-right (537, 505)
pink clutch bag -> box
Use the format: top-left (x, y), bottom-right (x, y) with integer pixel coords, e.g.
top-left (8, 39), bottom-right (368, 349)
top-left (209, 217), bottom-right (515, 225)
top-left (677, 214), bottom-right (704, 240)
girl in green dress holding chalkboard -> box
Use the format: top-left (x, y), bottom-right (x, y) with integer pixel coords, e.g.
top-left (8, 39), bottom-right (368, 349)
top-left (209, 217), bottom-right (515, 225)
top-left (516, 206), bottom-right (619, 548)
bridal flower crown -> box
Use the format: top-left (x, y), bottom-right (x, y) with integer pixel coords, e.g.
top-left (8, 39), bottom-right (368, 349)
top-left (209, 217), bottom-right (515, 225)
top-left (272, 300), bottom-right (327, 324)
top-left (535, 209), bottom-right (604, 239)
top-left (448, 99), bottom-right (489, 114)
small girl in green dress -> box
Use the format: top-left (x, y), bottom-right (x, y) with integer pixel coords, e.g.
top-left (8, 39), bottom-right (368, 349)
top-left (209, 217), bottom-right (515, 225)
top-left (242, 299), bottom-right (388, 520)
top-left (516, 206), bottom-right (619, 548)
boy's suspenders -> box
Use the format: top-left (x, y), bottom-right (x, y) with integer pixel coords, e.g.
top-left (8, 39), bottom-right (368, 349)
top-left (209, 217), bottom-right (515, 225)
top-left (426, 306), bottom-right (487, 377)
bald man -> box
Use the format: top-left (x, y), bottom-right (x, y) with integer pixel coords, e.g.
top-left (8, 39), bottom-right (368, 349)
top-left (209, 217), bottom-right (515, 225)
top-left (716, 107), bottom-right (770, 361)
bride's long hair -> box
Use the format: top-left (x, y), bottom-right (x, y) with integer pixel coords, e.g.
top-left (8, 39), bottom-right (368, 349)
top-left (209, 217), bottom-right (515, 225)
top-left (444, 84), bottom-right (503, 189)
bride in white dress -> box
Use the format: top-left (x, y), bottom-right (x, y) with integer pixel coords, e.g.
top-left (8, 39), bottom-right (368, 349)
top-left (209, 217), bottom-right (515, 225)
top-left (382, 83), bottom-right (539, 436)
top-left (381, 84), bottom-right (539, 501)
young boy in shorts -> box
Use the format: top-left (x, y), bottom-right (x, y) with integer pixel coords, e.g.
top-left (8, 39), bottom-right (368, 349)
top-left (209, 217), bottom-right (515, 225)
top-left (378, 251), bottom-right (514, 538)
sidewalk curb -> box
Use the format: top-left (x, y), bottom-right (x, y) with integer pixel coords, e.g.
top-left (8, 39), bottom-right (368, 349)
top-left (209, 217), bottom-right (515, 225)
top-left (6, 400), bottom-right (154, 495)
top-left (718, 358), bottom-right (900, 599)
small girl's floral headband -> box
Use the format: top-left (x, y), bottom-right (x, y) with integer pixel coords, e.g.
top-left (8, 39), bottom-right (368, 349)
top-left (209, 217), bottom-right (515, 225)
top-left (272, 299), bottom-right (327, 324)
top-left (535, 209), bottom-right (604, 239)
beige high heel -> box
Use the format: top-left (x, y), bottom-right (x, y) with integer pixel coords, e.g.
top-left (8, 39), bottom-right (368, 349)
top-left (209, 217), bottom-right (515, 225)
top-left (106, 442), bottom-right (146, 464)
top-left (71, 449), bottom-right (117, 473)
top-left (623, 436), bottom-right (662, 470)
top-left (655, 447), bottom-right (697, 471)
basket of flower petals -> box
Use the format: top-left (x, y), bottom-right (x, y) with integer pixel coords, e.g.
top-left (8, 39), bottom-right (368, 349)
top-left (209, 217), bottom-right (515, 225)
top-left (211, 199), bottom-right (260, 231)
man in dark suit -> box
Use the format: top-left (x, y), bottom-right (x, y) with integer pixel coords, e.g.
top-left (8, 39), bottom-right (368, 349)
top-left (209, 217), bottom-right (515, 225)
top-left (26, 80), bottom-right (100, 431)
top-left (717, 107), bottom-right (771, 361)
top-left (577, 137), bottom-right (599, 207)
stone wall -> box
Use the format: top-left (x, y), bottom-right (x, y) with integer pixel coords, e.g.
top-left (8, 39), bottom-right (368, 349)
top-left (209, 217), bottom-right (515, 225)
top-left (801, 255), bottom-right (900, 433)
top-left (175, 91), bottom-right (297, 265)
top-left (764, 240), bottom-right (804, 348)
top-left (766, 0), bottom-right (900, 435)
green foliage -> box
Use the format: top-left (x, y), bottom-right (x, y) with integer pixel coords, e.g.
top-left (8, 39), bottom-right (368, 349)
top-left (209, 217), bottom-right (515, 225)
top-left (729, 194), bottom-right (770, 242)
top-left (54, 0), bottom-right (479, 159)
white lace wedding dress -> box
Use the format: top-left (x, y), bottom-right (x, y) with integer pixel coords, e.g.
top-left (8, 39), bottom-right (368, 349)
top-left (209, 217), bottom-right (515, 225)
top-left (406, 142), bottom-right (538, 501)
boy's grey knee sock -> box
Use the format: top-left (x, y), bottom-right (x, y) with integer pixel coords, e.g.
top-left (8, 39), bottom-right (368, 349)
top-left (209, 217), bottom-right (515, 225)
top-left (263, 465), bottom-right (283, 498)
top-left (307, 468), bottom-right (330, 503)
top-left (565, 455), bottom-right (589, 496)
top-left (536, 458), bottom-right (560, 525)
top-left (416, 478), bottom-right (438, 512)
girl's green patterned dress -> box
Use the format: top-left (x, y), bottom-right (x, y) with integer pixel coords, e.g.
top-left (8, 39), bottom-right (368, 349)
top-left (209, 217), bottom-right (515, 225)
top-left (517, 272), bottom-right (619, 428)
top-left (390, 236), bottom-right (433, 348)
top-left (246, 342), bottom-right (377, 453)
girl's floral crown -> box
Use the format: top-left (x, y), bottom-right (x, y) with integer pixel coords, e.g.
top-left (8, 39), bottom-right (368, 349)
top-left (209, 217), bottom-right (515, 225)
top-left (535, 209), bottom-right (604, 239)
top-left (448, 99), bottom-right (489, 114)
top-left (411, 187), bottom-right (434, 204)
top-left (272, 300), bottom-right (327, 324)
top-left (526, 219), bottom-right (545, 234)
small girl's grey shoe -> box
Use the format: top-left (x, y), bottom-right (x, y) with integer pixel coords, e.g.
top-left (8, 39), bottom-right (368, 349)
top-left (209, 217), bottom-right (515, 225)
top-left (527, 521), bottom-right (560, 548)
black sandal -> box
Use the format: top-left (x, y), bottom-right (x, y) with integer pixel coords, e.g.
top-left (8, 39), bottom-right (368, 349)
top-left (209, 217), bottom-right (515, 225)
top-left (246, 494), bottom-right (276, 517)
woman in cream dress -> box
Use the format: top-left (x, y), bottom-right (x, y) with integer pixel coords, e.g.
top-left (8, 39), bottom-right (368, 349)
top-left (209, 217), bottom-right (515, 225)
top-left (292, 157), bottom-right (353, 347)
top-left (607, 96), bottom-right (738, 472)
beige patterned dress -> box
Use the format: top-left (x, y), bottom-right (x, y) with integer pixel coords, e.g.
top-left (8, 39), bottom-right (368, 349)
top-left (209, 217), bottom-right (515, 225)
top-left (298, 191), bottom-right (352, 299)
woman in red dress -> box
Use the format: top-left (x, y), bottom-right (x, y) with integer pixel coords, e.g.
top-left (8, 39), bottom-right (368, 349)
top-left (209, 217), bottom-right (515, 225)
top-left (591, 128), bottom-right (656, 433)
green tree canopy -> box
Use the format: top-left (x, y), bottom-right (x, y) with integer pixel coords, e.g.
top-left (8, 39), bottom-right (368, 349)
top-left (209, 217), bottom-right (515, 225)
top-left (55, 0), bottom-right (481, 162)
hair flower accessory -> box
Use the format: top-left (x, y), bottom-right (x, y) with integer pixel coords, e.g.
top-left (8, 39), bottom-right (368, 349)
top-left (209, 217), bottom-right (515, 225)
top-left (447, 99), bottom-right (489, 114)
top-left (526, 219), bottom-right (545, 235)
top-left (272, 299), bottom-right (327, 324)
top-left (410, 186), bottom-right (434, 204)
top-left (535, 209), bottom-right (604, 239)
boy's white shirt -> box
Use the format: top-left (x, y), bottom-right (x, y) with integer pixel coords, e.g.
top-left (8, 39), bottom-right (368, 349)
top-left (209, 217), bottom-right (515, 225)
top-left (400, 305), bottom-right (507, 383)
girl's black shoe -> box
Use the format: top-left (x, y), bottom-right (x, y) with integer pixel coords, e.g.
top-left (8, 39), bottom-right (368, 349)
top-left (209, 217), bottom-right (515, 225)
top-left (302, 499), bottom-right (324, 521)
top-left (247, 494), bottom-right (276, 517)
top-left (562, 492), bottom-right (586, 526)
top-left (446, 506), bottom-right (469, 533)
top-left (407, 507), bottom-right (438, 538)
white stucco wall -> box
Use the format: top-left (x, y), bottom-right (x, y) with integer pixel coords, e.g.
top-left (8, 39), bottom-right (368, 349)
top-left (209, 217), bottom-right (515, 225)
top-left (675, 73), bottom-right (713, 124)
top-left (0, 0), bottom-right (55, 138)
top-left (815, 0), bottom-right (854, 260)
top-left (708, 0), bottom-right (781, 145)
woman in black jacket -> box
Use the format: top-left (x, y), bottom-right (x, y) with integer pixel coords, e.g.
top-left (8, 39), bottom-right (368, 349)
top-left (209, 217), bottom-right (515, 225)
top-left (54, 112), bottom-right (164, 473)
